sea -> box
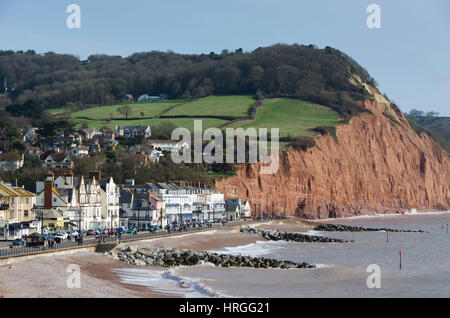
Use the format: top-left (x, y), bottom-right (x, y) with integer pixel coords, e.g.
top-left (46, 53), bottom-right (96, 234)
top-left (113, 210), bottom-right (450, 297)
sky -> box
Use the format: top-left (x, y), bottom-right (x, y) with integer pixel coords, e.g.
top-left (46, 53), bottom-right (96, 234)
top-left (1, 0), bottom-right (449, 116)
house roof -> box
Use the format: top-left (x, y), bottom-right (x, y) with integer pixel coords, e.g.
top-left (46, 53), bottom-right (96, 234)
top-left (43, 209), bottom-right (63, 219)
top-left (0, 184), bottom-right (34, 197)
top-left (0, 153), bottom-right (22, 161)
top-left (132, 199), bottom-right (154, 210)
top-left (148, 140), bottom-right (181, 145)
top-left (48, 153), bottom-right (69, 162)
top-left (119, 189), bottom-right (133, 204)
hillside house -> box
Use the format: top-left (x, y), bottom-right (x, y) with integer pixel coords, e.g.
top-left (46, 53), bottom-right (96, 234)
top-left (70, 146), bottom-right (89, 158)
top-left (128, 144), bottom-right (163, 163)
top-left (23, 128), bottom-right (39, 143)
top-left (147, 140), bottom-right (189, 153)
top-left (0, 153), bottom-right (24, 171)
top-left (42, 153), bottom-right (73, 169)
top-left (124, 94), bottom-right (134, 102)
top-left (116, 125), bottom-right (151, 139)
top-left (26, 146), bottom-right (43, 157)
top-left (138, 94), bottom-right (165, 103)
top-left (78, 128), bottom-right (101, 141)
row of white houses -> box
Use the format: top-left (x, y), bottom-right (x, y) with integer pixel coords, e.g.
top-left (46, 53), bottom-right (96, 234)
top-left (33, 172), bottom-right (249, 232)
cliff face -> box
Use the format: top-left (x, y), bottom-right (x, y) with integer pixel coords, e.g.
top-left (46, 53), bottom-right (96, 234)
top-left (215, 98), bottom-right (450, 219)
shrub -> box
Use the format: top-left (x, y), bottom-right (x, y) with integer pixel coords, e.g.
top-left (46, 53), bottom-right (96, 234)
top-left (287, 136), bottom-right (316, 151)
top-left (311, 126), bottom-right (339, 144)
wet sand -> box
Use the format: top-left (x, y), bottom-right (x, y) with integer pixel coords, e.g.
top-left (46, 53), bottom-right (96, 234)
top-left (253, 218), bottom-right (315, 232)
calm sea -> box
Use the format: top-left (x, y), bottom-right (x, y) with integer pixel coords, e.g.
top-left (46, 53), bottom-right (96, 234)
top-left (114, 211), bottom-right (450, 297)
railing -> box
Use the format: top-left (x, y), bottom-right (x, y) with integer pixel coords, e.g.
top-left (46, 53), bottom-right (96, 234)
top-left (0, 204), bottom-right (9, 210)
top-left (0, 219), bottom-right (252, 258)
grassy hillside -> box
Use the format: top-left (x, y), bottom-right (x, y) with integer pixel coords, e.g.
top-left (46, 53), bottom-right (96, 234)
top-left (72, 101), bottom-right (180, 119)
top-left (66, 95), bottom-right (340, 143)
top-left (229, 98), bottom-right (339, 137)
top-left (77, 117), bottom-right (229, 131)
top-left (164, 95), bottom-right (255, 117)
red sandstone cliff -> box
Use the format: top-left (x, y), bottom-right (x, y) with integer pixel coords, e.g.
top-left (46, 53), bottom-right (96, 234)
top-left (215, 97), bottom-right (450, 219)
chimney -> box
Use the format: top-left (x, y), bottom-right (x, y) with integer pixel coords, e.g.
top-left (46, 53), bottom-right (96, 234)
top-left (44, 171), bottom-right (54, 209)
top-left (89, 171), bottom-right (101, 180)
top-left (63, 170), bottom-right (73, 186)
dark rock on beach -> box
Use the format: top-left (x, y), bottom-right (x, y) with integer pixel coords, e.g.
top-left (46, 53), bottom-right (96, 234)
top-left (108, 245), bottom-right (316, 269)
top-left (314, 223), bottom-right (427, 233)
top-left (240, 226), bottom-right (353, 243)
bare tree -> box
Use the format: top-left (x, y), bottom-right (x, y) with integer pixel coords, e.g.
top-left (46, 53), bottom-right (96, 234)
top-left (117, 105), bottom-right (133, 120)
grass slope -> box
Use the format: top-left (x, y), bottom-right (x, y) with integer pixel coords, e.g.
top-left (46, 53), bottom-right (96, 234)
top-left (76, 117), bottom-right (229, 131)
top-left (164, 95), bottom-right (255, 117)
top-left (229, 98), bottom-right (339, 137)
top-left (66, 96), bottom-right (340, 141)
top-left (71, 101), bottom-right (181, 120)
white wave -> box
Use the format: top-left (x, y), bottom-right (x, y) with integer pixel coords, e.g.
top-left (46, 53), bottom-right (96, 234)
top-left (197, 260), bottom-right (217, 267)
top-left (316, 210), bottom-right (450, 222)
top-left (113, 267), bottom-right (226, 298)
top-left (209, 240), bottom-right (290, 257)
top-left (314, 263), bottom-right (334, 268)
top-left (164, 268), bottom-right (231, 298)
top-left (302, 230), bottom-right (325, 236)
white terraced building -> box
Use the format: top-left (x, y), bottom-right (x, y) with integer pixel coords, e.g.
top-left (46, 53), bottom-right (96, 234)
top-left (36, 171), bottom-right (120, 230)
top-left (148, 183), bottom-right (226, 223)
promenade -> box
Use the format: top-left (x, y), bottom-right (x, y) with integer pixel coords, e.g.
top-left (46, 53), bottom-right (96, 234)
top-left (0, 219), bottom-right (256, 259)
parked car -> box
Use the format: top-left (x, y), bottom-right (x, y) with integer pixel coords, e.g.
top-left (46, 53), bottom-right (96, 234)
top-left (12, 238), bottom-right (25, 246)
top-left (127, 228), bottom-right (137, 234)
top-left (55, 232), bottom-right (68, 240)
top-left (85, 229), bottom-right (96, 236)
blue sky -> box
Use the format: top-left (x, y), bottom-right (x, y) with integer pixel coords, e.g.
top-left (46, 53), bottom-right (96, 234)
top-left (1, 0), bottom-right (449, 115)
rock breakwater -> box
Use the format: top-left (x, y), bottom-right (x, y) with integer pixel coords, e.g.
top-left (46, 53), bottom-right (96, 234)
top-left (108, 245), bottom-right (315, 269)
top-left (240, 226), bottom-right (353, 243)
top-left (314, 224), bottom-right (427, 233)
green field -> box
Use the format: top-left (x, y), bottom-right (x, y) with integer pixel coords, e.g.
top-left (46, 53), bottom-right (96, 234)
top-left (48, 107), bottom-right (66, 115)
top-left (164, 95), bottom-right (255, 117)
top-left (229, 98), bottom-right (339, 137)
top-left (72, 101), bottom-right (181, 120)
top-left (67, 96), bottom-right (339, 142)
top-left (76, 117), bottom-right (229, 132)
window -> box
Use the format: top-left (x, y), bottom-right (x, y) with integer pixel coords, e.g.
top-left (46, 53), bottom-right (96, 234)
top-left (24, 210), bottom-right (29, 217)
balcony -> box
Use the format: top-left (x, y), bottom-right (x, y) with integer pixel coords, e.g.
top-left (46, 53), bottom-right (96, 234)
top-left (0, 204), bottom-right (9, 210)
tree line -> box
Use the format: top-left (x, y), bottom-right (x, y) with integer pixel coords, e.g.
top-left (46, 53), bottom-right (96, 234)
top-left (0, 44), bottom-right (377, 122)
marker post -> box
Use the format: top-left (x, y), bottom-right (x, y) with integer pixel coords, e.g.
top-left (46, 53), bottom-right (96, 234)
top-left (399, 250), bottom-right (402, 270)
top-left (386, 230), bottom-right (389, 244)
